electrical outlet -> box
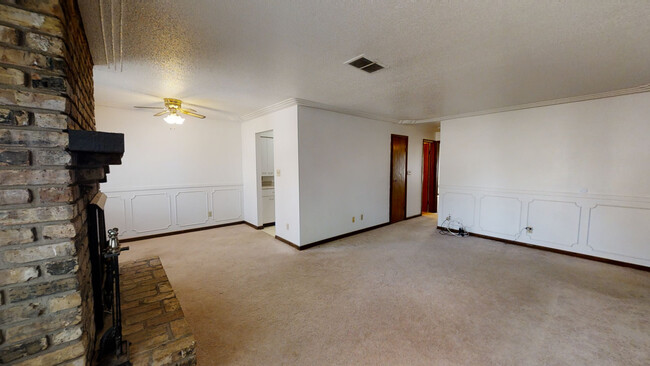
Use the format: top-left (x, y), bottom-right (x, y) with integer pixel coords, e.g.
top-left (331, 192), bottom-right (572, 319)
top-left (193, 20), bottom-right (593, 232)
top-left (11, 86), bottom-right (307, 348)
top-left (352, 216), bottom-right (355, 223)
top-left (360, 214), bottom-right (363, 220)
top-left (446, 215), bottom-right (451, 221)
top-left (526, 226), bottom-right (533, 234)
top-left (276, 169), bottom-right (281, 177)
top-left (208, 211), bottom-right (212, 217)
top-left (286, 223), bottom-right (289, 230)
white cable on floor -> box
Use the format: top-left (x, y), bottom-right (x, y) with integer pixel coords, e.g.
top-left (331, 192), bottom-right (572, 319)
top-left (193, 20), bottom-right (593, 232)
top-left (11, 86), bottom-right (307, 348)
top-left (438, 217), bottom-right (469, 237)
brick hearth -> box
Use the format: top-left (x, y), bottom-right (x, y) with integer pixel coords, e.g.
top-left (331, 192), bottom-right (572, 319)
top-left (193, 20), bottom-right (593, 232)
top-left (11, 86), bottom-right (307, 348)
top-left (120, 257), bottom-right (196, 366)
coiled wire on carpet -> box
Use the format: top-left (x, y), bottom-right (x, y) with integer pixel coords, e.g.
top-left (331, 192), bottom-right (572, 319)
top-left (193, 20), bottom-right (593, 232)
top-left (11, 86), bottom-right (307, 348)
top-left (438, 217), bottom-right (469, 237)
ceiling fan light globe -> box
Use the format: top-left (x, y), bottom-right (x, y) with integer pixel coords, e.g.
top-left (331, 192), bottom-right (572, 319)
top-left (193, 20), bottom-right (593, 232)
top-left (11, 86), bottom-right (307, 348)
top-left (164, 113), bottom-right (185, 125)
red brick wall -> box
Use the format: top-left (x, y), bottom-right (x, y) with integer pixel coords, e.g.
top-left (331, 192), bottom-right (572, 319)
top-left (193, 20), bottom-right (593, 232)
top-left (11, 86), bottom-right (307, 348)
top-left (0, 0), bottom-right (99, 364)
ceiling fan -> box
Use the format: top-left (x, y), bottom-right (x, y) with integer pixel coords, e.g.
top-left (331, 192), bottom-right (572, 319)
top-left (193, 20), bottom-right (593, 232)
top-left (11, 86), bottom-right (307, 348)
top-left (134, 98), bottom-right (206, 124)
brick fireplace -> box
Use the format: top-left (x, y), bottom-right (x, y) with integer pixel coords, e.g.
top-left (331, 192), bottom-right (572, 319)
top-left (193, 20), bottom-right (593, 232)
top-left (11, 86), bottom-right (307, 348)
top-left (0, 1), bottom-right (122, 364)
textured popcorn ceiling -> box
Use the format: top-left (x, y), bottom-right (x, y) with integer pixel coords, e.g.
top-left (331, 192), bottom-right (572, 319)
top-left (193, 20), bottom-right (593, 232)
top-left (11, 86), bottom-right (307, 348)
top-left (78, 0), bottom-right (650, 121)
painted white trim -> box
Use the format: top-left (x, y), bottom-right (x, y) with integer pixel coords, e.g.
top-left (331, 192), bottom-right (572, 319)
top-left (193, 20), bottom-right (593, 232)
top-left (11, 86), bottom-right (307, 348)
top-left (99, 87), bottom-right (650, 126)
top-left (241, 98), bottom-right (401, 123)
top-left (294, 98), bottom-right (399, 123)
top-left (403, 84), bottom-right (650, 124)
top-left (175, 190), bottom-right (210, 227)
top-left (242, 86), bottom-right (650, 125)
top-left (526, 200), bottom-right (582, 247)
top-left (437, 184), bottom-right (650, 203)
top-left (102, 183), bottom-right (243, 193)
top-left (240, 99), bottom-right (298, 121)
top-left (98, 0), bottom-right (110, 67)
top-left (439, 185), bottom-right (650, 266)
top-left (103, 184), bottom-right (244, 239)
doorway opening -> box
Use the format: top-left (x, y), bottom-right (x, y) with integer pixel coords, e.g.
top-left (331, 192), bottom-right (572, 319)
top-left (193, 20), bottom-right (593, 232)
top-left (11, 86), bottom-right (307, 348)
top-left (256, 130), bottom-right (275, 236)
top-left (422, 140), bottom-right (439, 217)
top-left (390, 134), bottom-right (408, 223)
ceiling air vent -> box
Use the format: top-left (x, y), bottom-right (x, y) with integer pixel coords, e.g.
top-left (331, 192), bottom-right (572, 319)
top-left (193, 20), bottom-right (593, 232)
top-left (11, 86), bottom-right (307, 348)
top-left (345, 55), bottom-right (385, 73)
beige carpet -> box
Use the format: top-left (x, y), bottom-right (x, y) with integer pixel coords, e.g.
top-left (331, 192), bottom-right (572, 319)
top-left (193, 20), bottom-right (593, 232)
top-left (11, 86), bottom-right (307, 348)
top-left (120, 216), bottom-right (650, 365)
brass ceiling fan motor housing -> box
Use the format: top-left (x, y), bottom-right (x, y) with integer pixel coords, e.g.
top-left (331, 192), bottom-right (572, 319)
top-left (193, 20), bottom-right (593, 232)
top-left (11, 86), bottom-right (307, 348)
top-left (134, 98), bottom-right (207, 119)
top-left (164, 98), bottom-right (183, 110)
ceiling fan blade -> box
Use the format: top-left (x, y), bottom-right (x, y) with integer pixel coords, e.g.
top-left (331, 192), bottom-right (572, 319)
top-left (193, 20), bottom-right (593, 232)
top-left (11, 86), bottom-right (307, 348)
top-left (179, 109), bottom-right (206, 119)
top-left (134, 106), bottom-right (165, 109)
top-left (181, 107), bottom-right (197, 112)
top-left (184, 102), bottom-right (227, 113)
top-left (183, 101), bottom-right (240, 121)
top-left (154, 110), bottom-right (170, 117)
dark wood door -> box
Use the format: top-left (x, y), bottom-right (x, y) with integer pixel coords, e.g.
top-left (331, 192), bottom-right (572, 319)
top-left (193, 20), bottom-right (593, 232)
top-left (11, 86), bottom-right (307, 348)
top-left (390, 134), bottom-right (408, 223)
top-left (422, 141), bottom-right (431, 212)
top-left (422, 140), bottom-right (439, 213)
top-left (431, 141), bottom-right (439, 212)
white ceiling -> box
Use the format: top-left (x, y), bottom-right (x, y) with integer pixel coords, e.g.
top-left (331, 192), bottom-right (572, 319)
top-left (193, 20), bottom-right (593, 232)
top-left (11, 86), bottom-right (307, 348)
top-left (79, 0), bottom-right (650, 122)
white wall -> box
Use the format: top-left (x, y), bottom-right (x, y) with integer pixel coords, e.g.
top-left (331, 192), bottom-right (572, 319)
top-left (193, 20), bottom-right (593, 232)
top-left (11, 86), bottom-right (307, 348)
top-left (298, 106), bottom-right (437, 245)
top-left (98, 102), bottom-right (435, 246)
top-left (439, 92), bottom-right (650, 266)
top-left (241, 106), bottom-right (300, 244)
top-left (96, 105), bottom-right (244, 239)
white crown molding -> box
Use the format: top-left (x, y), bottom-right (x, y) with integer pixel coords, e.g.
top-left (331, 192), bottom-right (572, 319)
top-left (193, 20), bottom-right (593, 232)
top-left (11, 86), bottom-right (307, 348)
top-left (240, 98), bottom-right (299, 121)
top-left (403, 84), bottom-right (650, 124)
top-left (240, 84), bottom-right (650, 124)
top-left (294, 98), bottom-right (400, 123)
top-left (144, 84), bottom-right (650, 125)
top-left (240, 98), bottom-right (401, 123)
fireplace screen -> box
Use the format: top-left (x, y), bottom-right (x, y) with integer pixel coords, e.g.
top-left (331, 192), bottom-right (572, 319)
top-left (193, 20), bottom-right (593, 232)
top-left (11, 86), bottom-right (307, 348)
top-left (88, 192), bottom-right (131, 365)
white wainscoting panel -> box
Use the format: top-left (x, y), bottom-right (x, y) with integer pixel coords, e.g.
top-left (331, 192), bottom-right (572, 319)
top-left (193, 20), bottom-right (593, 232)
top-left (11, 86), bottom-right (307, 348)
top-left (438, 185), bottom-right (650, 267)
top-left (479, 195), bottom-right (521, 236)
top-left (212, 189), bottom-right (242, 221)
top-left (440, 192), bottom-right (475, 228)
top-left (102, 184), bottom-right (243, 239)
top-left (131, 193), bottom-right (172, 234)
top-left (587, 205), bottom-right (650, 262)
top-left (104, 195), bottom-right (127, 235)
top-left (175, 191), bottom-right (209, 227)
top-left (528, 200), bottom-right (581, 247)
